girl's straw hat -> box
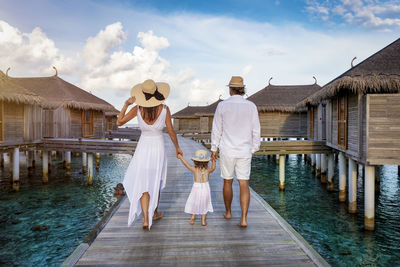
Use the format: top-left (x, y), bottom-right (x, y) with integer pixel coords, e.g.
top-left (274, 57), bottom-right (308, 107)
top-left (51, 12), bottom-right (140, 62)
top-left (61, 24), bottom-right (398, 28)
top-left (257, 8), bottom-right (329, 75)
top-left (131, 79), bottom-right (170, 107)
top-left (191, 150), bottom-right (211, 162)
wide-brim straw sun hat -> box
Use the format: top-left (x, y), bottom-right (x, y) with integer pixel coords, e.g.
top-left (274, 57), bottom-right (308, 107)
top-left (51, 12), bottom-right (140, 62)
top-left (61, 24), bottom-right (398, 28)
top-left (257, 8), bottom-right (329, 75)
top-left (130, 79), bottom-right (170, 107)
top-left (191, 149), bottom-right (211, 162)
top-left (227, 76), bottom-right (245, 88)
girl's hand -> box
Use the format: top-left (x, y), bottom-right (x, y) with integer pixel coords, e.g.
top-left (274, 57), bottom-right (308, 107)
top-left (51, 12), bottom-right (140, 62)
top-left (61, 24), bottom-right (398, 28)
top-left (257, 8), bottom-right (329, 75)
top-left (125, 97), bottom-right (136, 106)
top-left (176, 147), bottom-right (183, 158)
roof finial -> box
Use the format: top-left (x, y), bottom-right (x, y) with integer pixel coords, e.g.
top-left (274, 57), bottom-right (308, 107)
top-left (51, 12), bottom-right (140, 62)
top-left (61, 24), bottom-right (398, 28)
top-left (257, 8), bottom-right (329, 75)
top-left (219, 94), bottom-right (222, 100)
top-left (313, 76), bottom-right (317, 85)
top-left (6, 67), bottom-right (10, 77)
top-left (187, 102), bottom-right (190, 106)
top-left (351, 57), bottom-right (357, 68)
top-left (268, 77), bottom-right (273, 86)
top-left (52, 66), bottom-right (58, 76)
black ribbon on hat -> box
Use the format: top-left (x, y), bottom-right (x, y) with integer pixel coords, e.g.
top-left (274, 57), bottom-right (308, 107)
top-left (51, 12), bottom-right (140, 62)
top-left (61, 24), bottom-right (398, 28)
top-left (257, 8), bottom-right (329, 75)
top-left (143, 86), bottom-right (165, 101)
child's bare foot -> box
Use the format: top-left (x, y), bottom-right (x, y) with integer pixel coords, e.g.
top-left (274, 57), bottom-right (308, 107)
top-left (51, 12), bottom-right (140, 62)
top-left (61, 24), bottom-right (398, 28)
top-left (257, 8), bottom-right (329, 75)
top-left (190, 214), bottom-right (195, 225)
top-left (201, 215), bottom-right (207, 226)
top-left (153, 211), bottom-right (164, 221)
top-left (223, 212), bottom-right (232, 219)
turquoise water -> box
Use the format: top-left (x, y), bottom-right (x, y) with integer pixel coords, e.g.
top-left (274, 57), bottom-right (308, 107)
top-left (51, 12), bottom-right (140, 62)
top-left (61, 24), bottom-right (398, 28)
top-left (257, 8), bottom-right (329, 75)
top-left (250, 155), bottom-right (400, 267)
top-left (0, 152), bottom-right (131, 266)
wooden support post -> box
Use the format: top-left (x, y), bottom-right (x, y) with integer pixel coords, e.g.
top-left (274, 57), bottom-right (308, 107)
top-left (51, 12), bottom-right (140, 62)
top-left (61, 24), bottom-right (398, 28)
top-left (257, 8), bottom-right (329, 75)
top-left (275, 154), bottom-right (279, 165)
top-left (27, 151), bottom-right (33, 176)
top-left (348, 158), bottom-right (357, 213)
top-left (42, 151), bottom-right (48, 184)
top-left (51, 151), bottom-right (56, 160)
top-left (375, 166), bottom-right (380, 193)
top-left (32, 151), bottom-right (36, 168)
top-left (88, 153), bottom-right (94, 185)
top-left (96, 153), bottom-right (100, 170)
top-left (62, 152), bottom-right (66, 168)
top-left (48, 151), bottom-right (52, 174)
top-left (311, 154), bottom-right (316, 174)
top-left (365, 165), bottom-right (375, 231)
top-left (279, 155), bottom-right (285, 191)
top-left (82, 152), bottom-right (87, 174)
top-left (321, 154), bottom-right (327, 183)
top-left (327, 153), bottom-right (334, 191)
top-left (12, 148), bottom-right (20, 192)
top-left (398, 166), bottom-right (400, 176)
top-left (316, 154), bottom-right (321, 178)
top-left (358, 164), bottom-right (364, 179)
top-left (0, 153), bottom-right (3, 168)
top-left (338, 152), bottom-right (346, 202)
top-left (65, 151), bottom-right (71, 177)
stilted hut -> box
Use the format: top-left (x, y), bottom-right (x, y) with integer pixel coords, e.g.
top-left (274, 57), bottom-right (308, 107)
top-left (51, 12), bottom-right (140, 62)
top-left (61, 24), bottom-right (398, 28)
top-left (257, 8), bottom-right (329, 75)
top-left (105, 108), bottom-right (120, 132)
top-left (247, 80), bottom-right (321, 138)
top-left (299, 38), bottom-right (400, 230)
top-left (193, 99), bottom-right (222, 133)
top-left (9, 69), bottom-right (116, 139)
top-left (0, 70), bottom-right (43, 146)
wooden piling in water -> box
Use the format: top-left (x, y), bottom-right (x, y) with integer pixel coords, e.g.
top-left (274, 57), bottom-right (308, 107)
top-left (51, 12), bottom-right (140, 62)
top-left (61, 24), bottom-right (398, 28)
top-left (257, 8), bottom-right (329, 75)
top-left (327, 153), bottom-right (334, 191)
top-left (12, 148), bottom-right (20, 192)
top-left (65, 151), bottom-right (71, 177)
top-left (0, 153), bottom-right (3, 168)
top-left (51, 151), bottom-right (56, 160)
top-left (279, 155), bottom-right (285, 191)
top-left (27, 151), bottom-right (33, 176)
top-left (348, 158), bottom-right (357, 213)
top-left (42, 151), bottom-right (48, 184)
top-left (82, 152), bottom-right (87, 174)
top-left (311, 154), bottom-right (316, 173)
top-left (338, 152), bottom-right (346, 202)
top-left (316, 154), bottom-right (321, 177)
top-left (365, 165), bottom-right (375, 231)
top-left (96, 153), bottom-right (100, 170)
top-left (320, 154), bottom-right (327, 183)
top-left (88, 153), bottom-right (93, 185)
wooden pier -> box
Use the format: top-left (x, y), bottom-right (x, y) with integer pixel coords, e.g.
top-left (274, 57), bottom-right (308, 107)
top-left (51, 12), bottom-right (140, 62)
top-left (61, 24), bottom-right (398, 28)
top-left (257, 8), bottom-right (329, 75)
top-left (72, 135), bottom-right (328, 266)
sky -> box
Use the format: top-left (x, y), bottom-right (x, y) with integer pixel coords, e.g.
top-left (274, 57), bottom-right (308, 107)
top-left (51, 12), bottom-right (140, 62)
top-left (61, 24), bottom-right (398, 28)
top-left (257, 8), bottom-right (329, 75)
top-left (0, 0), bottom-right (399, 113)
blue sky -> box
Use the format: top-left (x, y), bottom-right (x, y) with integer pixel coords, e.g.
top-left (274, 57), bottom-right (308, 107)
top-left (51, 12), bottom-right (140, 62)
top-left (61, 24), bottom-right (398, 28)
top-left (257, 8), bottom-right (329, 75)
top-left (0, 0), bottom-right (399, 112)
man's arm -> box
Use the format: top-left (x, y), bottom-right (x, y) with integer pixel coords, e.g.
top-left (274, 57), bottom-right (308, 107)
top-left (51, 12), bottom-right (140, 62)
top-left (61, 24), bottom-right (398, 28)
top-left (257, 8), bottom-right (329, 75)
top-left (251, 105), bottom-right (261, 154)
top-left (211, 103), bottom-right (223, 158)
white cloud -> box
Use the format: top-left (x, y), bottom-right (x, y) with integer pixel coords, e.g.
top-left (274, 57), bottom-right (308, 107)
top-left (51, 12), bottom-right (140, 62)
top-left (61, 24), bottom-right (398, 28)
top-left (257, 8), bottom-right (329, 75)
top-left (242, 65), bottom-right (253, 75)
top-left (305, 0), bottom-right (400, 31)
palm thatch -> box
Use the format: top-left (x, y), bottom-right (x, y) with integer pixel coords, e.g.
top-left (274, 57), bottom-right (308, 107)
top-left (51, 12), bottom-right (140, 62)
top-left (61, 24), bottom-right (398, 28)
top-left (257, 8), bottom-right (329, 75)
top-left (105, 107), bottom-right (120, 116)
top-left (194, 99), bottom-right (223, 116)
top-left (305, 38), bottom-right (400, 106)
top-left (0, 71), bottom-right (43, 104)
top-left (10, 74), bottom-right (115, 112)
top-left (247, 84), bottom-right (321, 112)
top-left (172, 105), bottom-right (207, 118)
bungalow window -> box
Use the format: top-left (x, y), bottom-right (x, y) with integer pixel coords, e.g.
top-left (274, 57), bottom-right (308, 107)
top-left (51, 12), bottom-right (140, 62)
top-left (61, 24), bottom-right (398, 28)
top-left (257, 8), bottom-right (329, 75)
top-left (82, 110), bottom-right (94, 137)
top-left (0, 101), bottom-right (3, 142)
top-left (337, 95), bottom-right (348, 149)
top-left (106, 117), bottom-right (113, 131)
top-left (309, 106), bottom-right (314, 139)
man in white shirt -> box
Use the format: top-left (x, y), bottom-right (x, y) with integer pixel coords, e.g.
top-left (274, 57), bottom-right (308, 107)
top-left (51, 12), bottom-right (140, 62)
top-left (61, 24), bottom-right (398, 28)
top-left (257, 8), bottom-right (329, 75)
top-left (211, 76), bottom-right (261, 227)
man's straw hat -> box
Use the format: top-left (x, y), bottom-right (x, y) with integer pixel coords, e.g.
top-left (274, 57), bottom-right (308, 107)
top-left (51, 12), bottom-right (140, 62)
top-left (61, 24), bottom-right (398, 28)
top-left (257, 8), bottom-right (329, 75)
top-left (131, 79), bottom-right (170, 107)
top-left (191, 150), bottom-right (211, 162)
top-left (227, 76), bottom-right (245, 88)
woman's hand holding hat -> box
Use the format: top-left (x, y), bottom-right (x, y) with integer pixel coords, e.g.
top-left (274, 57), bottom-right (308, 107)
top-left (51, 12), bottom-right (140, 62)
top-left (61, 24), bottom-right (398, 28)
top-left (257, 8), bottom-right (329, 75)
top-left (125, 96), bottom-right (136, 106)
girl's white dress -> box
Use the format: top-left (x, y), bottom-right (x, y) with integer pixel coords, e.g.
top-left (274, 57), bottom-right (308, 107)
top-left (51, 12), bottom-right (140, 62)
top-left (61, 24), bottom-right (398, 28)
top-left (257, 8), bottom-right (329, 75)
top-left (184, 168), bottom-right (213, 215)
top-left (122, 106), bottom-right (167, 228)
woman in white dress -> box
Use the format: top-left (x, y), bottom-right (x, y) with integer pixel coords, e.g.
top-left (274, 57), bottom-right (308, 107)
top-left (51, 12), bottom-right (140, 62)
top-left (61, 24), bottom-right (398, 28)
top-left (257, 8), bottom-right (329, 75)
top-left (117, 79), bottom-right (183, 229)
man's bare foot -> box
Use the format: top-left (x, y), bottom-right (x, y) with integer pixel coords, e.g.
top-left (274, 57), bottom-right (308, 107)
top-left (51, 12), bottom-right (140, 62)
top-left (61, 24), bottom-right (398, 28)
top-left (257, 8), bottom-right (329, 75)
top-left (153, 211), bottom-right (164, 221)
top-left (223, 212), bottom-right (232, 219)
top-left (190, 214), bottom-right (195, 225)
top-left (201, 215), bottom-right (207, 226)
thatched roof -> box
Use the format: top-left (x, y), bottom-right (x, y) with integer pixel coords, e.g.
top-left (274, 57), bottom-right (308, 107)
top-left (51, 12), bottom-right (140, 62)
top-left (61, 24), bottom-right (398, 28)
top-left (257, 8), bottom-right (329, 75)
top-left (105, 107), bottom-right (120, 116)
top-left (172, 105), bottom-right (207, 119)
top-left (9, 74), bottom-right (115, 112)
top-left (0, 71), bottom-right (43, 104)
top-left (194, 99), bottom-right (223, 116)
top-left (247, 83), bottom-right (322, 112)
top-left (304, 38), bottom-right (400, 106)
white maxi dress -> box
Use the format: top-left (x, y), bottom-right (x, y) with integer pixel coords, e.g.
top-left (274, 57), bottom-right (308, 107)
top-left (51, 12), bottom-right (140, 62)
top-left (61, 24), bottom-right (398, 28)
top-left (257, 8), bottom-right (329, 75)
top-left (122, 106), bottom-right (167, 228)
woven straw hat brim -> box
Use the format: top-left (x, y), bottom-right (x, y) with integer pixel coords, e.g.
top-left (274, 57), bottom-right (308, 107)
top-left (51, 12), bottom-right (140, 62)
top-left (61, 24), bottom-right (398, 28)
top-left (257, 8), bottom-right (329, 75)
top-left (191, 158), bottom-right (211, 162)
top-left (131, 82), bottom-right (170, 107)
top-left (226, 84), bottom-right (246, 88)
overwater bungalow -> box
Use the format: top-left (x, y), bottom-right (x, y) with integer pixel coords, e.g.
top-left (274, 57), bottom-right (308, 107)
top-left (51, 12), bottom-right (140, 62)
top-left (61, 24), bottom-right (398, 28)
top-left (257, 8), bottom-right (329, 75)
top-left (247, 80), bottom-right (321, 138)
top-left (105, 108), bottom-right (120, 132)
top-left (297, 38), bottom-right (400, 230)
top-left (9, 69), bottom-right (116, 139)
top-left (172, 99), bottom-right (221, 134)
top-left (0, 70), bottom-right (43, 147)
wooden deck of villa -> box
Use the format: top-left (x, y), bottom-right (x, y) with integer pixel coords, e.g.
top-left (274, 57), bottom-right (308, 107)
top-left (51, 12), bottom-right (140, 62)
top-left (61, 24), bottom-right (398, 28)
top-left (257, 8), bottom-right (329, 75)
top-left (73, 135), bottom-right (328, 266)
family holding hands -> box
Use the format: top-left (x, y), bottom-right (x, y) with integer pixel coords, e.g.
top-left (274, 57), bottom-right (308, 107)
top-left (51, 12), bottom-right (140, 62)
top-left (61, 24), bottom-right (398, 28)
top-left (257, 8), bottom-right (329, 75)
top-left (117, 76), bottom-right (260, 230)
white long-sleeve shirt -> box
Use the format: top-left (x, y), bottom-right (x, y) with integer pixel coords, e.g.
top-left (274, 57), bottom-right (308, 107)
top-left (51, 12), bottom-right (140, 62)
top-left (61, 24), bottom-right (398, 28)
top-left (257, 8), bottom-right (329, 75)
top-left (211, 95), bottom-right (261, 158)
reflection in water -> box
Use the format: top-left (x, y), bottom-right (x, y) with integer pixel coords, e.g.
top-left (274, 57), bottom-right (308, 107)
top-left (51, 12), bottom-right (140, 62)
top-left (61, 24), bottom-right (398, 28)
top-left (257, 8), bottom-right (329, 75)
top-left (250, 155), bottom-right (400, 267)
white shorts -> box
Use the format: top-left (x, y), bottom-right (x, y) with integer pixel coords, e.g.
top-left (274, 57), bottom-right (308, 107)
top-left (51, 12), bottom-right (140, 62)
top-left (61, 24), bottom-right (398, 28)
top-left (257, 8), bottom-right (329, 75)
top-left (220, 153), bottom-right (252, 180)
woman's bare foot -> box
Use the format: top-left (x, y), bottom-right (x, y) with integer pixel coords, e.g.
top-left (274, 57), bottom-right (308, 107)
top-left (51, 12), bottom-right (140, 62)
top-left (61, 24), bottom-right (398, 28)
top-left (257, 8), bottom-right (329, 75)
top-left (238, 217), bottom-right (247, 228)
top-left (142, 218), bottom-right (149, 230)
top-left (190, 214), bottom-right (195, 225)
top-left (153, 211), bottom-right (164, 221)
top-left (223, 212), bottom-right (232, 219)
top-left (201, 215), bottom-right (207, 226)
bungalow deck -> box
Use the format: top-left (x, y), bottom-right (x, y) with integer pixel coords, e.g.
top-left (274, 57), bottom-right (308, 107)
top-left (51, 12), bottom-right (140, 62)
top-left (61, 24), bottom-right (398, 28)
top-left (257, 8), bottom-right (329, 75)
top-left (72, 135), bottom-right (328, 266)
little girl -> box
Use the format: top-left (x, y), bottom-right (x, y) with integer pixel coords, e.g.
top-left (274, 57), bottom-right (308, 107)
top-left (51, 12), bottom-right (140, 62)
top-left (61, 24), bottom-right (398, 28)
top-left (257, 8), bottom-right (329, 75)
top-left (178, 150), bottom-right (216, 226)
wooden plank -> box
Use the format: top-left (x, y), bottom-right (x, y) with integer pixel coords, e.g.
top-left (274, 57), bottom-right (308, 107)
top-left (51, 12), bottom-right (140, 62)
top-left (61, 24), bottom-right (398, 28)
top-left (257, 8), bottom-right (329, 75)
top-left (74, 135), bottom-right (327, 267)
